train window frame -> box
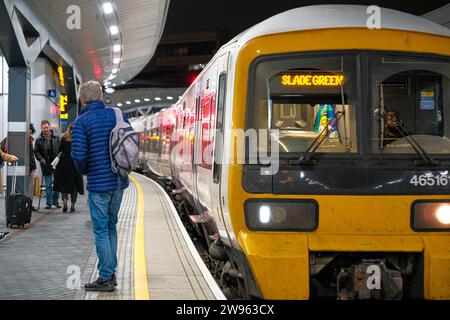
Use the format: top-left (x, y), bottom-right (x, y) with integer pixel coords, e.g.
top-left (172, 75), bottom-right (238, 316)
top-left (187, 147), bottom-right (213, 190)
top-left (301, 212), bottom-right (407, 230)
top-left (213, 72), bottom-right (227, 184)
top-left (246, 50), bottom-right (364, 163)
top-left (366, 52), bottom-right (450, 161)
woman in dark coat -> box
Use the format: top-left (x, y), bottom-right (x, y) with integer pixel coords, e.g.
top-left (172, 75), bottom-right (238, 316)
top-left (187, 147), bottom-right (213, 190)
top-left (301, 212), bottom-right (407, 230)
top-left (54, 124), bottom-right (84, 213)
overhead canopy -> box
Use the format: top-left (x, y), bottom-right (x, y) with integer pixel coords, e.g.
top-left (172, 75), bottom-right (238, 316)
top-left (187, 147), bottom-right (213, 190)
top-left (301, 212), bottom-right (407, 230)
top-left (31, 0), bottom-right (170, 86)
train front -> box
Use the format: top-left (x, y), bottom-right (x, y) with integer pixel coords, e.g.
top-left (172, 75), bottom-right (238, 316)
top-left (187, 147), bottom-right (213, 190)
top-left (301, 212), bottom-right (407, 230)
top-left (227, 27), bottom-right (450, 299)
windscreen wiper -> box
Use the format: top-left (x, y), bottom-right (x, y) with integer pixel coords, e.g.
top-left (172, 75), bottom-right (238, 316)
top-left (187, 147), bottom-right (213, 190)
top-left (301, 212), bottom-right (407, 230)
top-left (378, 110), bottom-right (440, 167)
top-left (290, 111), bottom-right (344, 165)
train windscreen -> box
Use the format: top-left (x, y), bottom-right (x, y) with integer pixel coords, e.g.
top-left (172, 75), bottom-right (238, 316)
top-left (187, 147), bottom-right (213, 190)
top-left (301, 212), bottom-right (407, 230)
top-left (369, 54), bottom-right (450, 155)
top-left (250, 54), bottom-right (358, 155)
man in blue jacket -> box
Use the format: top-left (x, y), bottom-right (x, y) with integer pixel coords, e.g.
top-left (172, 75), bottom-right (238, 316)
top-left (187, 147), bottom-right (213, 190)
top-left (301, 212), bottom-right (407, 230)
top-left (72, 81), bottom-right (129, 292)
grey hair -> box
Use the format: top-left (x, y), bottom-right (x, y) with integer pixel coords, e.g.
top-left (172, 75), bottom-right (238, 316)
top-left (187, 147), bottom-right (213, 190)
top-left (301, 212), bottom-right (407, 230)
top-left (79, 81), bottom-right (103, 105)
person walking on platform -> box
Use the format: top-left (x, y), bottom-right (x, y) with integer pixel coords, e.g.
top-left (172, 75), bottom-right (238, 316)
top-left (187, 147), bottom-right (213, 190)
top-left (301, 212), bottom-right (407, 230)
top-left (34, 121), bottom-right (61, 210)
top-left (72, 81), bottom-right (129, 293)
top-left (53, 124), bottom-right (84, 213)
top-left (27, 123), bottom-right (38, 211)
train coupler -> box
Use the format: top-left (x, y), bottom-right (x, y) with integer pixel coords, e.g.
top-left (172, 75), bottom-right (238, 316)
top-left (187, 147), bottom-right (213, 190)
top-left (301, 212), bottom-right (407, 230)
top-left (336, 260), bottom-right (403, 300)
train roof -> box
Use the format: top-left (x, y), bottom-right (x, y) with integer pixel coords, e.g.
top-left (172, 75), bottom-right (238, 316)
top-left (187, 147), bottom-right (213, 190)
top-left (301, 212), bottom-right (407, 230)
top-left (176, 5), bottom-right (450, 105)
top-left (231, 5), bottom-right (450, 46)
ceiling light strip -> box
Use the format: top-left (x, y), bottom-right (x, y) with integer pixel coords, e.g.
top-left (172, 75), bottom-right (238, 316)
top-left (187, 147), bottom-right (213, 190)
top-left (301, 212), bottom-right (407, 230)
top-left (97, 0), bottom-right (123, 85)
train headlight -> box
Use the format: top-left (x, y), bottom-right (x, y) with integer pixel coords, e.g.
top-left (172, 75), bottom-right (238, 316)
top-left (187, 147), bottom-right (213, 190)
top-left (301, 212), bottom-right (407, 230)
top-left (412, 201), bottom-right (450, 231)
top-left (245, 200), bottom-right (318, 231)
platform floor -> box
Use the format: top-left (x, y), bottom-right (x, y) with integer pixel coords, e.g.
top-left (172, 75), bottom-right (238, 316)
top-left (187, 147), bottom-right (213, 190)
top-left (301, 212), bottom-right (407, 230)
top-left (0, 173), bottom-right (224, 300)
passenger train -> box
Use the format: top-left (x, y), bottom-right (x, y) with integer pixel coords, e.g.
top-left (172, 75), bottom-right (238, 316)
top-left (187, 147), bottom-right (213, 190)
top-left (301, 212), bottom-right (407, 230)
top-left (130, 5), bottom-right (450, 299)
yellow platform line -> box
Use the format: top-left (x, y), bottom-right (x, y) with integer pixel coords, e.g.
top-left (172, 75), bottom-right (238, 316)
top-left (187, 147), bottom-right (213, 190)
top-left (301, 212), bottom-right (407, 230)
top-left (130, 176), bottom-right (151, 300)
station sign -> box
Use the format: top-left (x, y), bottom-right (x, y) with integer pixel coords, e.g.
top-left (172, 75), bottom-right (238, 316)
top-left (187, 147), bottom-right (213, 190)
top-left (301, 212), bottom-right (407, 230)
top-left (60, 94), bottom-right (69, 120)
top-left (58, 66), bottom-right (65, 87)
top-left (420, 91), bottom-right (436, 110)
top-left (48, 90), bottom-right (57, 99)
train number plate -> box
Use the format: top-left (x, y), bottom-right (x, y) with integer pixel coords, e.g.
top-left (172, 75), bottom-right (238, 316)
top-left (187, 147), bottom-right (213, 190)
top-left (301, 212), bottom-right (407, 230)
top-left (410, 174), bottom-right (450, 187)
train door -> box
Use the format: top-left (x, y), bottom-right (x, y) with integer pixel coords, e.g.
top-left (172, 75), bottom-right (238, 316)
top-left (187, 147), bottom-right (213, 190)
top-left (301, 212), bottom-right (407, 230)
top-left (193, 65), bottom-right (217, 215)
top-left (210, 53), bottom-right (229, 235)
top-left (148, 115), bottom-right (162, 176)
top-left (192, 94), bottom-right (202, 211)
top-left (181, 93), bottom-right (196, 197)
top-left (158, 112), bottom-right (164, 174)
top-left (141, 117), bottom-right (147, 163)
top-left (195, 92), bottom-right (215, 210)
top-left (170, 104), bottom-right (182, 182)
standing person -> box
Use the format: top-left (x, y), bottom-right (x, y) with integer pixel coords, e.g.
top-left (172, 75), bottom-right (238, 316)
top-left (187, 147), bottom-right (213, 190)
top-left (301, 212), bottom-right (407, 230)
top-left (34, 121), bottom-right (61, 209)
top-left (72, 81), bottom-right (129, 292)
top-left (53, 124), bottom-right (84, 213)
top-left (28, 123), bottom-right (38, 211)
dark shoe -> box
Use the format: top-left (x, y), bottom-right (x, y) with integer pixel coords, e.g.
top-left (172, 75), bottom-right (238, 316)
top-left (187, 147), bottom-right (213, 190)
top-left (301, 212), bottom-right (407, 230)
top-left (31, 206), bottom-right (38, 212)
top-left (63, 204), bottom-right (68, 213)
top-left (70, 204), bottom-right (76, 213)
top-left (111, 274), bottom-right (117, 286)
top-left (0, 232), bottom-right (10, 241)
top-left (45, 204), bottom-right (52, 210)
top-left (84, 278), bottom-right (115, 292)
top-left (53, 203), bottom-right (62, 209)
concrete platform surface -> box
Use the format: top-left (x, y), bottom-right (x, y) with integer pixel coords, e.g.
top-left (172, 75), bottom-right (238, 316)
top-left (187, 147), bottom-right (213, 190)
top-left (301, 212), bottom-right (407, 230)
top-left (0, 173), bottom-right (224, 300)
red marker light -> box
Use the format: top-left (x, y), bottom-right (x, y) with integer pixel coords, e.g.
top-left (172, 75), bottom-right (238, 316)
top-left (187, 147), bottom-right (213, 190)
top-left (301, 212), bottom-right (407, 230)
top-left (187, 71), bottom-right (200, 86)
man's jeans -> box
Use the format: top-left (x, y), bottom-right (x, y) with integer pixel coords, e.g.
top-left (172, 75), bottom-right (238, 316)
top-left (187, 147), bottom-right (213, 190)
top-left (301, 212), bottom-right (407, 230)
top-left (88, 190), bottom-right (124, 281)
top-left (44, 175), bottom-right (60, 205)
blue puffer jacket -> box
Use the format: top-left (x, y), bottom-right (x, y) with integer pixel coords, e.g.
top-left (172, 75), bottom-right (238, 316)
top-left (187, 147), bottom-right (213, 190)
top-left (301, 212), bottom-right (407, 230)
top-left (72, 101), bottom-right (129, 193)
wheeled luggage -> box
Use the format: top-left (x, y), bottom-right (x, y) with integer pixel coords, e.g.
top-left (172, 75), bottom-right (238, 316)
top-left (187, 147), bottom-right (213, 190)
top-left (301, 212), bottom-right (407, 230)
top-left (6, 164), bottom-right (32, 229)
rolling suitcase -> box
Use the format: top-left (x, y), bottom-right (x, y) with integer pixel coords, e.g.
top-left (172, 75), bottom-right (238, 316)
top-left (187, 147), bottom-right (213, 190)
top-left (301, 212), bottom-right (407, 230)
top-left (6, 164), bottom-right (32, 229)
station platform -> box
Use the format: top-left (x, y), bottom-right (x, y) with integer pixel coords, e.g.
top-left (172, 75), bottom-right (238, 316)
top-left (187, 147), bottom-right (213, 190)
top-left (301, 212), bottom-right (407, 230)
top-left (0, 172), bottom-right (225, 300)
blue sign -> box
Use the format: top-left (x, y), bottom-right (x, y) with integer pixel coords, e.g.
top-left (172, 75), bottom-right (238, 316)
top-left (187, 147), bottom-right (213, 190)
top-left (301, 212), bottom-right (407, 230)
top-left (420, 91), bottom-right (435, 110)
top-left (48, 90), bottom-right (57, 99)
top-left (420, 100), bottom-right (435, 110)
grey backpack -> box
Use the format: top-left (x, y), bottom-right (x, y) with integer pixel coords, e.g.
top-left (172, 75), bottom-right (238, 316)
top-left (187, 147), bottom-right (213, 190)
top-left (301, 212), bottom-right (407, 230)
top-left (109, 107), bottom-right (139, 177)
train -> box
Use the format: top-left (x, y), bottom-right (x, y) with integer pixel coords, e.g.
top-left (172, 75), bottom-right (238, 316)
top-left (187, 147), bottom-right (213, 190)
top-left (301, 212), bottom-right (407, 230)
top-left (130, 5), bottom-right (450, 300)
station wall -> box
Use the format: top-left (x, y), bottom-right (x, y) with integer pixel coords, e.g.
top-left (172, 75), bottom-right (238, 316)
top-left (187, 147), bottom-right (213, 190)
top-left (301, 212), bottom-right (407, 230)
top-left (0, 56), bottom-right (63, 188)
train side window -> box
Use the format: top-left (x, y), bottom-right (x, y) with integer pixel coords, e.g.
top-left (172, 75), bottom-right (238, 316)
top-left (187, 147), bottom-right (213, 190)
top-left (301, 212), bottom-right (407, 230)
top-left (213, 73), bottom-right (227, 184)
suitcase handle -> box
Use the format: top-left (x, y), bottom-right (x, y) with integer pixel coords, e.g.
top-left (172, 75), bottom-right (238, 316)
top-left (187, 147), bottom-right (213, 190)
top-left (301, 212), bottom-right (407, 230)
top-left (11, 162), bottom-right (18, 195)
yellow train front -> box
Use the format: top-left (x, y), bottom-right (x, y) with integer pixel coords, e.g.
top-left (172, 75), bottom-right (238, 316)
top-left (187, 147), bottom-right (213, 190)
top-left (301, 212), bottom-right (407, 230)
top-left (223, 5), bottom-right (450, 300)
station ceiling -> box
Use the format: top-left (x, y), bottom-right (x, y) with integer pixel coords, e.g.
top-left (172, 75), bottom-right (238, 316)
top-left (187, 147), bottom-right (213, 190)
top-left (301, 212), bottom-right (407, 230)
top-left (32, 0), bottom-right (169, 87)
top-left (29, 0), bottom-right (449, 93)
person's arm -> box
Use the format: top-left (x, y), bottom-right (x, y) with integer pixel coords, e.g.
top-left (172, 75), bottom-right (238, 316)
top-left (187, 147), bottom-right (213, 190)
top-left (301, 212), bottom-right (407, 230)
top-left (72, 120), bottom-right (88, 175)
top-left (34, 139), bottom-right (45, 164)
top-left (0, 150), bottom-right (18, 163)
